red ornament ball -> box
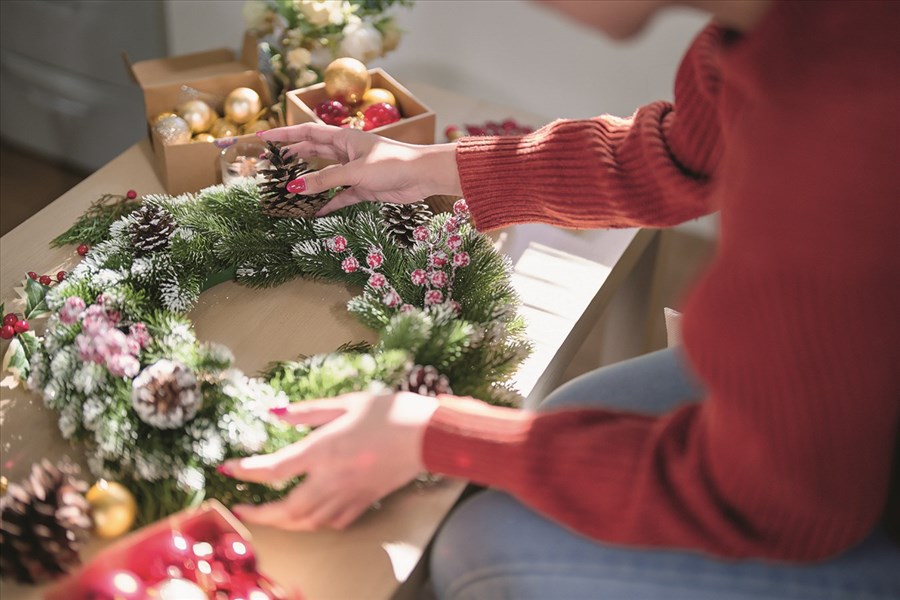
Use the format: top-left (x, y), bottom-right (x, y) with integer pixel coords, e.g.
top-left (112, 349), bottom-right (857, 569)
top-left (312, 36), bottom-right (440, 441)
top-left (3, 313), bottom-right (17, 327)
top-left (27, 271), bottom-right (38, 280)
top-left (13, 320), bottom-right (29, 334)
top-left (126, 189), bottom-right (137, 200)
top-left (314, 99), bottom-right (350, 126)
top-left (133, 530), bottom-right (199, 582)
top-left (215, 532), bottom-right (256, 573)
top-left (56, 270), bottom-right (67, 282)
top-left (362, 102), bottom-right (400, 131)
top-left (77, 244), bottom-right (90, 256)
top-left (0, 325), bottom-right (14, 340)
top-left (85, 569), bottom-right (147, 600)
top-left (39, 275), bottom-right (52, 286)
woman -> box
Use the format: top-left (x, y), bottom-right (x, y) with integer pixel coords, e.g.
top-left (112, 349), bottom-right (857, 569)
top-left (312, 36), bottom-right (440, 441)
top-left (219, 1), bottom-right (900, 597)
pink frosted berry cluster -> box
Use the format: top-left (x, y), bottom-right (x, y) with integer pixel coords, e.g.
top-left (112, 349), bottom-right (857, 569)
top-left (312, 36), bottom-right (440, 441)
top-left (64, 295), bottom-right (150, 378)
top-left (328, 235), bottom-right (407, 310)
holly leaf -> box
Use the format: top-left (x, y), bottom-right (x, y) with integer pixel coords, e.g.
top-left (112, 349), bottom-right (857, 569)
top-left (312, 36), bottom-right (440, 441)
top-left (22, 277), bottom-right (50, 320)
top-left (2, 330), bottom-right (38, 384)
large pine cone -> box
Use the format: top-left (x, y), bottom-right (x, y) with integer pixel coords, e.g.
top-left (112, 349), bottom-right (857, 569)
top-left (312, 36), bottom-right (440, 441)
top-left (129, 203), bottom-right (176, 255)
top-left (0, 459), bottom-right (92, 583)
top-left (398, 364), bottom-right (453, 397)
top-left (131, 359), bottom-right (202, 429)
top-left (258, 141), bottom-right (334, 218)
top-left (380, 202), bottom-right (433, 248)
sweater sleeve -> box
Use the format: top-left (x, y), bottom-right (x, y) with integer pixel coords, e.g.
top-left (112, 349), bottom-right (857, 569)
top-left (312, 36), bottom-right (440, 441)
top-left (455, 25), bottom-right (724, 232)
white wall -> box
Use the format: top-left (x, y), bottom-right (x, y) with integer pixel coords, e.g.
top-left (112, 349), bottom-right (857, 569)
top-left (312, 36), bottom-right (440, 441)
top-left (165, 0), bottom-right (716, 237)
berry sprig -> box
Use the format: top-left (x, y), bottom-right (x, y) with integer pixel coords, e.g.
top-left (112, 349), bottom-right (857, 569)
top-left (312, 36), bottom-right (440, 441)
top-left (445, 119), bottom-right (534, 142)
top-left (407, 199), bottom-right (472, 312)
top-left (26, 270), bottom-right (67, 286)
top-left (1, 311), bottom-right (29, 340)
top-left (50, 189), bottom-right (141, 249)
top-left (327, 236), bottom-right (405, 308)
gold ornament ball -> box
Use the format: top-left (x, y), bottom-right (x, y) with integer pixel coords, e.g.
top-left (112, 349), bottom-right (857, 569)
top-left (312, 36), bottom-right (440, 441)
top-left (209, 118), bottom-right (240, 139)
top-left (224, 87), bottom-right (262, 125)
top-left (324, 57), bottom-right (371, 105)
top-left (86, 479), bottom-right (137, 539)
top-left (0, 475), bottom-right (7, 495)
top-left (153, 115), bottom-right (192, 145)
top-left (152, 111), bottom-right (177, 126)
top-left (175, 99), bottom-right (217, 134)
top-left (359, 88), bottom-right (397, 112)
top-left (241, 119), bottom-right (271, 135)
top-left (192, 133), bottom-right (216, 143)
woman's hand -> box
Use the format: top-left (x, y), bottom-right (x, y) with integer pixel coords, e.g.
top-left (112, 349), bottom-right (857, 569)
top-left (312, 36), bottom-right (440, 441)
top-left (258, 124), bottom-right (462, 216)
top-left (219, 391), bottom-right (440, 531)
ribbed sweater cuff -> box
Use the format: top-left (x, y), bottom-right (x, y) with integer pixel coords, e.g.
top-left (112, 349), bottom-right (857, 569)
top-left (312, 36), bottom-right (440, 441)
top-left (422, 402), bottom-right (534, 487)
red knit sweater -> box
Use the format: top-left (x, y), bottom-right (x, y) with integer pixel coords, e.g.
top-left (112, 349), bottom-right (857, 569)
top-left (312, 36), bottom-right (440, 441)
top-left (423, 1), bottom-right (900, 561)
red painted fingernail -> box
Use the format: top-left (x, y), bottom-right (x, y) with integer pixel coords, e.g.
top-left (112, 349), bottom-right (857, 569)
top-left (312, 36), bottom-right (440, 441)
top-left (269, 406), bottom-right (288, 415)
top-left (287, 178), bottom-right (307, 194)
top-left (217, 464), bottom-right (234, 478)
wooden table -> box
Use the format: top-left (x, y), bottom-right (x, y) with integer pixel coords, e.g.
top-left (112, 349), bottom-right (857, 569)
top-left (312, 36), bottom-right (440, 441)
top-left (0, 83), bottom-right (656, 599)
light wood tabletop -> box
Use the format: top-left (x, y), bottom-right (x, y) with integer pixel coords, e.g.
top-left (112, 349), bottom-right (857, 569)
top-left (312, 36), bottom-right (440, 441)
top-left (0, 83), bottom-right (655, 600)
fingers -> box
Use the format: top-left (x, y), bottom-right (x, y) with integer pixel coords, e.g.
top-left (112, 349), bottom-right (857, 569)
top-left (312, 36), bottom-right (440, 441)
top-left (221, 440), bottom-right (312, 484)
top-left (316, 187), bottom-right (369, 216)
top-left (270, 398), bottom-right (349, 427)
top-left (284, 141), bottom-right (347, 164)
top-left (258, 122), bottom-right (345, 145)
top-left (286, 163), bottom-right (357, 195)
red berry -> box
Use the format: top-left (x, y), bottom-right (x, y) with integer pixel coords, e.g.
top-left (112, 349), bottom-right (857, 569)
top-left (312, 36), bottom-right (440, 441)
top-left (0, 325), bottom-right (14, 340)
top-left (13, 320), bottom-right (29, 334)
top-left (444, 125), bottom-right (459, 138)
top-left (27, 271), bottom-right (38, 280)
top-left (39, 275), bottom-right (52, 286)
top-left (77, 244), bottom-right (89, 256)
top-left (362, 103), bottom-right (400, 130)
top-left (126, 189), bottom-right (137, 200)
top-left (56, 270), bottom-right (67, 282)
top-left (314, 100), bottom-right (350, 127)
top-left (3, 313), bottom-right (17, 327)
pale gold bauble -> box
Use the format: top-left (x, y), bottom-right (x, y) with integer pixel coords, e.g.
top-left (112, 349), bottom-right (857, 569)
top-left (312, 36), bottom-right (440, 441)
top-left (324, 57), bottom-right (371, 105)
top-left (86, 479), bottom-right (137, 539)
top-left (192, 133), bottom-right (216, 143)
top-left (175, 99), bottom-right (217, 134)
top-left (151, 111), bottom-right (177, 126)
top-left (0, 475), bottom-right (7, 495)
top-left (241, 119), bottom-right (271, 135)
top-left (152, 115), bottom-right (192, 145)
top-left (358, 88), bottom-right (397, 112)
top-left (223, 87), bottom-right (262, 125)
top-left (209, 117), bottom-right (240, 139)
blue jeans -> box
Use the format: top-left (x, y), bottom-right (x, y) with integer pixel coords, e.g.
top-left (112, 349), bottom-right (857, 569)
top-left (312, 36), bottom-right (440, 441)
top-left (429, 349), bottom-right (900, 599)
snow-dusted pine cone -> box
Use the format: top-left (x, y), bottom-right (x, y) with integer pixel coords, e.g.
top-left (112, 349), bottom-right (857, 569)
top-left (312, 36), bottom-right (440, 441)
top-left (380, 202), bottom-right (433, 248)
top-left (131, 359), bottom-right (202, 429)
top-left (397, 364), bottom-right (453, 397)
top-left (129, 203), bottom-right (177, 255)
top-left (0, 459), bottom-right (92, 583)
top-left (258, 141), bottom-right (333, 218)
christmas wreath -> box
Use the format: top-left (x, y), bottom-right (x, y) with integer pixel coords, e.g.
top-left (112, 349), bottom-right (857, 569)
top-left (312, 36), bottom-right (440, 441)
top-left (3, 144), bottom-right (529, 526)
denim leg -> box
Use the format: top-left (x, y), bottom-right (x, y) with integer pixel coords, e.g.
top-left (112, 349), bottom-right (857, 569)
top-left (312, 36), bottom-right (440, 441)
top-left (431, 491), bottom-right (900, 600)
top-left (430, 349), bottom-right (900, 600)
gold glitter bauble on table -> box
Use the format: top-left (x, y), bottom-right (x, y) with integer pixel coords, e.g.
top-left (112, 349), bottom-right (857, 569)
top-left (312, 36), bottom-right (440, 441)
top-left (152, 111), bottom-right (177, 126)
top-left (223, 87), bottom-right (262, 125)
top-left (175, 99), bottom-right (217, 134)
top-left (152, 115), bottom-right (192, 145)
top-left (192, 133), bottom-right (216, 143)
top-left (85, 479), bottom-right (137, 539)
top-left (324, 57), bottom-right (371, 105)
top-left (209, 117), bottom-right (239, 139)
top-left (359, 87), bottom-right (397, 112)
top-left (241, 119), bottom-right (271, 135)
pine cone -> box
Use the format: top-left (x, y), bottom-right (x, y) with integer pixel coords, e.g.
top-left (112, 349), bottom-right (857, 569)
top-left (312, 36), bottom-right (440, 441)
top-left (380, 202), bottom-right (433, 248)
top-left (131, 359), bottom-right (202, 429)
top-left (0, 459), bottom-right (92, 583)
top-left (398, 364), bottom-right (453, 397)
top-left (258, 142), bottom-right (333, 218)
top-left (129, 203), bottom-right (176, 255)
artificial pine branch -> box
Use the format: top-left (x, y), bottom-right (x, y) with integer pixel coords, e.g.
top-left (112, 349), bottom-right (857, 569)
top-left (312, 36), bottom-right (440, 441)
top-left (51, 194), bottom-right (141, 247)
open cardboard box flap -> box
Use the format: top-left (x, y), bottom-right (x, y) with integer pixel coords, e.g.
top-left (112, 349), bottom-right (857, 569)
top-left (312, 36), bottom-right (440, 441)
top-left (124, 33), bottom-right (259, 89)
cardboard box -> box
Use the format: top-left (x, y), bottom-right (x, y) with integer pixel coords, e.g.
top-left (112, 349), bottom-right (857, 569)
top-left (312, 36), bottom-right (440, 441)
top-left (45, 500), bottom-right (296, 599)
top-left (126, 37), bottom-right (273, 195)
top-left (285, 68), bottom-right (435, 145)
